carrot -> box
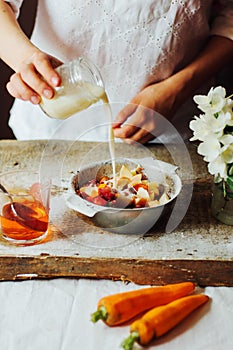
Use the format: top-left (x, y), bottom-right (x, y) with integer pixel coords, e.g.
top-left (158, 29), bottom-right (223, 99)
top-left (121, 294), bottom-right (210, 350)
top-left (91, 282), bottom-right (195, 326)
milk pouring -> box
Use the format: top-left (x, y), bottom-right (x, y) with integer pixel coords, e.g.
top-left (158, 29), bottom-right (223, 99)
top-left (40, 57), bottom-right (116, 183)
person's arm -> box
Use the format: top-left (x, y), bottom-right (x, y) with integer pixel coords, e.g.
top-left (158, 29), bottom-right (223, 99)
top-left (0, 0), bottom-right (36, 70)
top-left (165, 35), bottom-right (233, 111)
top-left (0, 0), bottom-right (61, 104)
top-left (113, 35), bottom-right (233, 144)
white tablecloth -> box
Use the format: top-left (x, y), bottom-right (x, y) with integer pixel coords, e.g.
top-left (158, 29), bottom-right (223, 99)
top-left (0, 279), bottom-right (232, 350)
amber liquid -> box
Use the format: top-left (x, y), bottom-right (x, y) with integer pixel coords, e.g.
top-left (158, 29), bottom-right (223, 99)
top-left (0, 199), bottom-right (49, 242)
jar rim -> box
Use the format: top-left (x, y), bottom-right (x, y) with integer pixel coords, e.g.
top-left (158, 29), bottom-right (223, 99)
top-left (77, 57), bottom-right (104, 88)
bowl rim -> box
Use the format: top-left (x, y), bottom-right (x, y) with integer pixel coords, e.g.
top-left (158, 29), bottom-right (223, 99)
top-left (66, 157), bottom-right (182, 216)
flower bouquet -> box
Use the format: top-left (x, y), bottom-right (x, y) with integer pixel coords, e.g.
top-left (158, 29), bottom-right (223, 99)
top-left (189, 86), bottom-right (233, 224)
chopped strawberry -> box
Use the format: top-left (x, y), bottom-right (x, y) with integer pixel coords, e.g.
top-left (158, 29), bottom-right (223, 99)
top-left (98, 186), bottom-right (116, 201)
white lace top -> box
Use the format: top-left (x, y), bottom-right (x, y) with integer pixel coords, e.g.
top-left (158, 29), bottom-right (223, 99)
top-left (6, 0), bottom-right (233, 141)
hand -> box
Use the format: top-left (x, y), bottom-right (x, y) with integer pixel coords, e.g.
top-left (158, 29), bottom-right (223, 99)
top-left (112, 80), bottom-right (177, 144)
top-left (6, 50), bottom-right (62, 104)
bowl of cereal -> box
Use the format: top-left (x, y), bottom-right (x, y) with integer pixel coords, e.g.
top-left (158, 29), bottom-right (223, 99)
top-left (66, 157), bottom-right (182, 234)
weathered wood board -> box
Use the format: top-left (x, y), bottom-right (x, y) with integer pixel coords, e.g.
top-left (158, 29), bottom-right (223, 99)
top-left (0, 140), bottom-right (232, 286)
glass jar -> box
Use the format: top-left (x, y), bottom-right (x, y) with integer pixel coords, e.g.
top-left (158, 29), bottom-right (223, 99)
top-left (40, 57), bottom-right (105, 119)
top-left (211, 181), bottom-right (233, 225)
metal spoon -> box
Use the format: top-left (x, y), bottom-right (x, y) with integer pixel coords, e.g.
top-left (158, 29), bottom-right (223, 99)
top-left (0, 182), bottom-right (36, 219)
top-left (0, 182), bottom-right (19, 216)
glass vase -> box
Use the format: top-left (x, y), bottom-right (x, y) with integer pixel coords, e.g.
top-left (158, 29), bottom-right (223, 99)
top-left (211, 181), bottom-right (233, 225)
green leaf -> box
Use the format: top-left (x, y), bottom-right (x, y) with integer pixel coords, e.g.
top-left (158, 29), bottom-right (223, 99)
top-left (226, 176), bottom-right (233, 196)
top-left (228, 164), bottom-right (233, 176)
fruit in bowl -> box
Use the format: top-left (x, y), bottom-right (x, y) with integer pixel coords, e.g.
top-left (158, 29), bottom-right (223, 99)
top-left (77, 163), bottom-right (171, 209)
top-left (66, 158), bottom-right (182, 234)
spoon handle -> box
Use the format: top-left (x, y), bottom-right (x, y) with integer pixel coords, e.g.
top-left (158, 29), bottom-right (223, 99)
top-left (0, 183), bottom-right (19, 217)
top-left (0, 183), bottom-right (9, 195)
top-left (0, 183), bottom-right (14, 203)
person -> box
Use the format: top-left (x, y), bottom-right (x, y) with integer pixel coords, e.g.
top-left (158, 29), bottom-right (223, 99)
top-left (0, 0), bottom-right (233, 143)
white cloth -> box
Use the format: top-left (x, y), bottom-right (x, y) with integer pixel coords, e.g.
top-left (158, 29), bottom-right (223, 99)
top-left (0, 278), bottom-right (232, 350)
top-left (5, 0), bottom-right (233, 141)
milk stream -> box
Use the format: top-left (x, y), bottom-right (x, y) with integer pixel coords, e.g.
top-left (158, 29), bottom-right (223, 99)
top-left (40, 82), bottom-right (116, 185)
top-left (102, 92), bottom-right (116, 187)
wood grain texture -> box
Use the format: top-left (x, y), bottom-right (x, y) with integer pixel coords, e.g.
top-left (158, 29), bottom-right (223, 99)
top-left (0, 256), bottom-right (232, 286)
top-left (0, 140), bottom-right (232, 286)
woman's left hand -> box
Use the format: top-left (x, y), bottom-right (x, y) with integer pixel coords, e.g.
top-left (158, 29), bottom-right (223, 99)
top-left (113, 35), bottom-right (233, 145)
top-left (112, 79), bottom-right (177, 144)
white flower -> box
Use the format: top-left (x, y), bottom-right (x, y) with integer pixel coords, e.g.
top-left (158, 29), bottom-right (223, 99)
top-left (221, 144), bottom-right (233, 164)
top-left (190, 86), bottom-right (233, 183)
top-left (197, 137), bottom-right (221, 162)
top-left (189, 110), bottom-right (231, 142)
top-left (190, 114), bottom-right (222, 142)
top-left (204, 111), bottom-right (230, 135)
top-left (193, 86), bottom-right (226, 114)
top-left (223, 98), bottom-right (233, 116)
top-left (220, 134), bottom-right (233, 146)
top-left (189, 115), bottom-right (211, 141)
top-left (208, 155), bottom-right (228, 180)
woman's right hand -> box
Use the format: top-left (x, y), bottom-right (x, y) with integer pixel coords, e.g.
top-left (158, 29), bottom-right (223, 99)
top-left (6, 50), bottom-right (62, 104)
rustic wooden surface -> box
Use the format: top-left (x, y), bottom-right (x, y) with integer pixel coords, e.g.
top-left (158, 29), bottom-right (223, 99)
top-left (0, 139), bottom-right (232, 286)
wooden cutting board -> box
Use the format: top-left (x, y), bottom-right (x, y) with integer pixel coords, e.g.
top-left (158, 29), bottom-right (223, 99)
top-left (0, 139), bottom-right (232, 286)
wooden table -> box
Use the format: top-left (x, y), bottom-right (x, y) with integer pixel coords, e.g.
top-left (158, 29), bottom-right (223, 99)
top-left (0, 139), bottom-right (232, 286)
